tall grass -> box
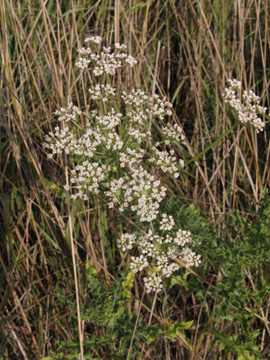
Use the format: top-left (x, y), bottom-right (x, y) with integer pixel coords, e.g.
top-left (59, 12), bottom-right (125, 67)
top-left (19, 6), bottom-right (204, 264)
top-left (1, 0), bottom-right (270, 359)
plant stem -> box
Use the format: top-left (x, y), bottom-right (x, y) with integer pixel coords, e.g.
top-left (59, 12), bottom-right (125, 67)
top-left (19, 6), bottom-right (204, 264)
top-left (65, 155), bottom-right (84, 359)
top-left (185, 122), bottom-right (239, 166)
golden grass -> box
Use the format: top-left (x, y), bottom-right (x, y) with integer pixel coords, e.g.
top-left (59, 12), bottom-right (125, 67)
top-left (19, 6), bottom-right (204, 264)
top-left (1, 0), bottom-right (270, 358)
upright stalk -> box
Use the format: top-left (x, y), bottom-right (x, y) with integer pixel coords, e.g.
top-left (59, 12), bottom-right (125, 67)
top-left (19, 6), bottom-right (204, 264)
top-left (65, 156), bottom-right (84, 359)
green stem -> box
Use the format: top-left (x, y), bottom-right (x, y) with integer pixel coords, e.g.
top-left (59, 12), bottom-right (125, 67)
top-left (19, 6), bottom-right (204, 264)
top-left (185, 122), bottom-right (239, 166)
top-left (160, 122), bottom-right (239, 182)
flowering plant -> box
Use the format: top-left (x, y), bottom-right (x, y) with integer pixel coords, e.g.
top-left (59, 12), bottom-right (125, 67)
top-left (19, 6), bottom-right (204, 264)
top-left (223, 79), bottom-right (267, 133)
top-left (43, 35), bottom-right (200, 293)
top-left (44, 35), bottom-right (268, 295)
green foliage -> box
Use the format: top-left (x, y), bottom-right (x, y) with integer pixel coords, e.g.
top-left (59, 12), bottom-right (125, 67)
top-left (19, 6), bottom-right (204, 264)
top-left (43, 177), bottom-right (67, 200)
top-left (160, 195), bottom-right (216, 270)
top-left (147, 320), bottom-right (194, 350)
top-left (42, 352), bottom-right (100, 360)
top-left (82, 265), bottom-right (147, 359)
top-left (163, 196), bottom-right (270, 358)
top-left (46, 263), bottom-right (147, 359)
top-left (160, 196), bottom-right (214, 239)
top-left (226, 196), bottom-right (270, 270)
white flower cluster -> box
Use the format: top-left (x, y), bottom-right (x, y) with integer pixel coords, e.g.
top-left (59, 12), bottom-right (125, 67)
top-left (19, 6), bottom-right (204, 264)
top-left (180, 248), bottom-right (201, 267)
top-left (127, 128), bottom-right (152, 143)
top-left (43, 126), bottom-right (75, 159)
top-left (147, 94), bottom-right (173, 119)
top-left (44, 37), bottom-right (198, 294)
top-left (119, 147), bottom-right (145, 168)
top-left (118, 215), bottom-right (201, 292)
top-left (157, 255), bottom-right (180, 278)
top-left (144, 273), bottom-right (163, 293)
top-left (162, 123), bottom-right (186, 144)
top-left (55, 102), bottom-right (82, 122)
top-left (44, 39), bottom-right (186, 214)
top-left (84, 35), bottom-right (102, 44)
top-left (95, 109), bottom-right (122, 130)
top-left (69, 161), bottom-right (110, 198)
top-left (117, 233), bottom-right (136, 252)
top-left (126, 109), bottom-right (148, 125)
top-left (174, 229), bottom-right (193, 246)
top-left (44, 121), bottom-right (124, 162)
top-left (125, 55), bottom-right (137, 67)
top-left (88, 83), bottom-right (116, 102)
top-left (138, 233), bottom-right (160, 258)
top-left (105, 166), bottom-right (167, 222)
top-left (115, 43), bottom-right (127, 51)
top-left (159, 213), bottom-right (175, 231)
top-left (76, 39), bottom-right (137, 75)
top-left (149, 148), bottom-right (184, 178)
top-left (122, 90), bottom-right (173, 121)
top-left (130, 255), bottom-right (149, 273)
top-left (69, 127), bottom-right (102, 157)
top-left (122, 89), bottom-right (149, 106)
top-left (223, 79), bottom-right (266, 133)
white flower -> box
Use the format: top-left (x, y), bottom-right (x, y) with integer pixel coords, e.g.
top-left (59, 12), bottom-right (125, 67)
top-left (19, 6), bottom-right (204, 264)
top-left (75, 57), bottom-right (91, 70)
top-left (115, 43), bottom-right (127, 50)
top-left (223, 79), bottom-right (266, 133)
top-left (130, 255), bottom-right (149, 273)
top-left (55, 102), bottom-right (82, 122)
top-left (125, 55), bottom-right (137, 67)
top-left (162, 123), bottom-right (186, 144)
top-left (174, 229), bottom-right (193, 246)
top-left (149, 147), bottom-right (183, 177)
top-left (143, 273), bottom-right (163, 293)
top-left (159, 213), bottom-right (175, 231)
top-left (117, 233), bottom-right (136, 252)
top-left (84, 35), bottom-right (102, 44)
top-left (180, 248), bottom-right (201, 267)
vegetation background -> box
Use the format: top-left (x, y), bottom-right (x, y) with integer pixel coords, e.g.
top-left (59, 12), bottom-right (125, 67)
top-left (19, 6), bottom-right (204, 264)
top-left (1, 0), bottom-right (270, 359)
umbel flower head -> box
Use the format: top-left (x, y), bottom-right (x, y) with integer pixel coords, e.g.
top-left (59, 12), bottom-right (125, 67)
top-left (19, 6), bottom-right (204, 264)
top-left (75, 36), bottom-right (137, 74)
top-left (118, 216), bottom-right (201, 293)
top-left (223, 79), bottom-right (266, 133)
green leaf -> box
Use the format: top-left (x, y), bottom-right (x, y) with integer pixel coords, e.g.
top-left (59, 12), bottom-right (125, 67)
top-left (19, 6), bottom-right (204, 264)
top-left (211, 330), bottom-right (255, 360)
top-left (215, 302), bottom-right (227, 320)
top-left (86, 260), bottom-right (98, 276)
top-left (237, 351), bottom-right (255, 360)
top-left (170, 320), bottom-right (194, 331)
top-left (84, 336), bottom-right (98, 350)
top-left (42, 177), bottom-right (67, 199)
top-left (170, 275), bottom-right (188, 289)
top-left (34, 221), bottom-right (60, 250)
top-left (163, 321), bottom-right (193, 349)
top-left (120, 289), bottom-right (132, 301)
top-left (166, 327), bottom-right (192, 350)
top-left (122, 270), bottom-right (134, 290)
top-left (171, 77), bottom-right (188, 104)
top-left (146, 329), bottom-right (162, 344)
top-left (59, 340), bottom-right (79, 350)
